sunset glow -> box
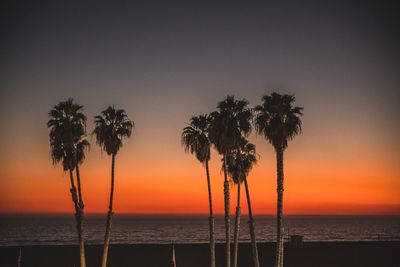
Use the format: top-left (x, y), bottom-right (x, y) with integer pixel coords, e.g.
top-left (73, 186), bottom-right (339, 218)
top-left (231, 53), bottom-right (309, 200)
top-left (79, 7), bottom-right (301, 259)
top-left (1, 1), bottom-right (399, 216)
top-left (1, 125), bottom-right (399, 215)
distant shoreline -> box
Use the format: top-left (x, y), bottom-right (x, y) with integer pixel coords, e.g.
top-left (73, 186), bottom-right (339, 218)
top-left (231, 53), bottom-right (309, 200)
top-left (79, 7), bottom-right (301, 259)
top-left (1, 240), bottom-right (399, 246)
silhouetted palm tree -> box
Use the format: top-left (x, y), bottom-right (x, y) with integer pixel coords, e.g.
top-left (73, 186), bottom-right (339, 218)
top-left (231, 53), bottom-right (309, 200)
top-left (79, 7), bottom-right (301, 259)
top-left (209, 95), bottom-right (252, 267)
top-left (254, 92), bottom-right (303, 267)
top-left (227, 138), bottom-right (259, 267)
top-left (181, 114), bottom-right (215, 267)
top-left (47, 98), bottom-right (89, 267)
top-left (93, 106), bottom-right (134, 267)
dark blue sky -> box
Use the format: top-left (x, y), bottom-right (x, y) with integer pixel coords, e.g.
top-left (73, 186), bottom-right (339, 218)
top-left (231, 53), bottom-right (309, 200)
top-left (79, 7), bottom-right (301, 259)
top-left (1, 0), bottom-right (399, 142)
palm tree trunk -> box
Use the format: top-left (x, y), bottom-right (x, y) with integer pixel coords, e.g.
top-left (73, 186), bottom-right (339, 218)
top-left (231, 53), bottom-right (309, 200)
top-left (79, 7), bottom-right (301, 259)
top-left (244, 177), bottom-right (260, 267)
top-left (278, 226), bottom-right (284, 267)
top-left (69, 169), bottom-right (79, 213)
top-left (17, 248), bottom-right (22, 267)
top-left (275, 147), bottom-right (284, 267)
top-left (75, 165), bottom-right (86, 267)
top-left (205, 160), bottom-right (216, 267)
top-left (223, 152), bottom-right (231, 267)
top-left (75, 165), bottom-right (84, 209)
top-left (101, 153), bottom-right (116, 267)
top-left (69, 169), bottom-right (86, 267)
top-left (233, 182), bottom-right (241, 267)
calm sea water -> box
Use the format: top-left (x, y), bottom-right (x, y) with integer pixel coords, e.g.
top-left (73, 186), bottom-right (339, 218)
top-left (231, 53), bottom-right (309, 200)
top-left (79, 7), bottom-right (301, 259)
top-left (0, 215), bottom-right (399, 246)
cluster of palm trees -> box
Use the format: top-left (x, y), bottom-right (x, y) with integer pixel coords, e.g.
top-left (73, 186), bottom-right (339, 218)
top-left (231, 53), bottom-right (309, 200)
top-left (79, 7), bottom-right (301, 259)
top-left (47, 92), bottom-right (302, 267)
top-left (181, 92), bottom-right (303, 267)
top-left (47, 99), bottom-right (134, 267)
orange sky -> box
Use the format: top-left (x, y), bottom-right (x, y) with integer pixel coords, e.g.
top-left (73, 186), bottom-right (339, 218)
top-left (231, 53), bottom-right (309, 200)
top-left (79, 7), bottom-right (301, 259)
top-left (1, 117), bottom-right (399, 215)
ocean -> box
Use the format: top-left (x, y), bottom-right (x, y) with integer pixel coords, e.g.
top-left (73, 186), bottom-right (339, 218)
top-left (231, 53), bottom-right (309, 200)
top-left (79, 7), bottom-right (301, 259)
top-left (0, 215), bottom-right (399, 246)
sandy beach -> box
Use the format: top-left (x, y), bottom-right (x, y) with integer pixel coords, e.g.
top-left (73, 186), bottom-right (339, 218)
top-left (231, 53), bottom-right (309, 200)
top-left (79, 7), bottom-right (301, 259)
top-left (1, 241), bottom-right (399, 267)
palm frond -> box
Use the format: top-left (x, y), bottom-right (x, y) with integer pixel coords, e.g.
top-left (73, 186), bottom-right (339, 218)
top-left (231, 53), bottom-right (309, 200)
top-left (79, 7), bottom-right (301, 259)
top-left (47, 98), bottom-right (89, 171)
top-left (209, 95), bottom-right (253, 155)
top-left (181, 114), bottom-right (211, 164)
top-left (254, 92), bottom-right (303, 150)
top-left (93, 106), bottom-right (134, 155)
top-left (226, 138), bottom-right (258, 184)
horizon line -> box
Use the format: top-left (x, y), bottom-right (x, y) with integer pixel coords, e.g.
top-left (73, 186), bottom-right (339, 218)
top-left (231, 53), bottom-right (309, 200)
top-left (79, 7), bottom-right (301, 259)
top-left (1, 212), bottom-right (399, 216)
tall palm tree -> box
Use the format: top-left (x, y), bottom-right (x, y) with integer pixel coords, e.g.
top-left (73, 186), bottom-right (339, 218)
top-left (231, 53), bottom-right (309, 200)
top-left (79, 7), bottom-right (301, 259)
top-left (254, 92), bottom-right (303, 267)
top-left (181, 114), bottom-right (215, 267)
top-left (47, 98), bottom-right (89, 267)
top-left (208, 95), bottom-right (252, 267)
top-left (93, 106), bottom-right (134, 267)
top-left (226, 138), bottom-right (259, 267)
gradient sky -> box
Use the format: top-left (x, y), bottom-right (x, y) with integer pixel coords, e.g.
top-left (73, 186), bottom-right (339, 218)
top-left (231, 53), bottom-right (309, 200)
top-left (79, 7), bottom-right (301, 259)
top-left (1, 0), bottom-right (399, 215)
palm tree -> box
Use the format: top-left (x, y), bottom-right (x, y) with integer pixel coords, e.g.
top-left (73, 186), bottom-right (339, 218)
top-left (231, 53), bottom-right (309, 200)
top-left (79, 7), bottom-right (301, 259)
top-left (181, 114), bottom-right (215, 267)
top-left (254, 92), bottom-right (303, 267)
top-left (208, 95), bottom-right (252, 267)
top-left (47, 98), bottom-right (89, 267)
top-left (226, 138), bottom-right (259, 267)
top-left (93, 106), bottom-right (134, 267)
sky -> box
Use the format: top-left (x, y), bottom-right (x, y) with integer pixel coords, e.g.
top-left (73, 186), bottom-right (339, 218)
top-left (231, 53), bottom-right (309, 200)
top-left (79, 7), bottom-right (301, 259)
top-left (0, 0), bottom-right (399, 215)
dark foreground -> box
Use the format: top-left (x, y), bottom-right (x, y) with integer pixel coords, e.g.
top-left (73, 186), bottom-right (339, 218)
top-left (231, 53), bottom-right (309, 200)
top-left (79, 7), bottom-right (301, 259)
top-left (1, 241), bottom-right (399, 267)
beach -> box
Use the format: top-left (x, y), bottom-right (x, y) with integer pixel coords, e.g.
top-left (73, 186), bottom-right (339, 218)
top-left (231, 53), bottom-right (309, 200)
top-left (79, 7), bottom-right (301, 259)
top-left (1, 241), bottom-right (399, 267)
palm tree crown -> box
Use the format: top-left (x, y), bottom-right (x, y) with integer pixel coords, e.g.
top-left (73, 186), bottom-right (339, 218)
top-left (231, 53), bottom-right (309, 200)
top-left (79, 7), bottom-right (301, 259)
top-left (254, 92), bottom-right (303, 150)
top-left (226, 138), bottom-right (258, 185)
top-left (209, 95), bottom-right (253, 155)
top-left (93, 106), bottom-right (134, 156)
top-left (47, 98), bottom-right (89, 170)
top-left (181, 114), bottom-right (211, 164)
